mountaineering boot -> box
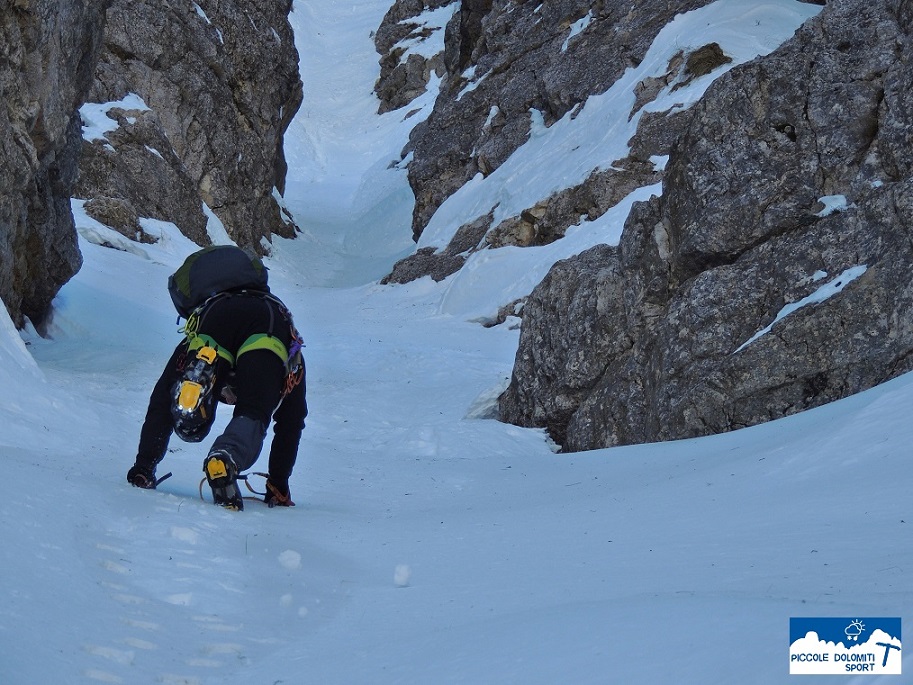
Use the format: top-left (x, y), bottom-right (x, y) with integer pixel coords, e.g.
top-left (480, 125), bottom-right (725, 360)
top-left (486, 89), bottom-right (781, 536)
top-left (203, 451), bottom-right (243, 510)
top-left (127, 463), bottom-right (157, 489)
top-left (264, 478), bottom-right (295, 508)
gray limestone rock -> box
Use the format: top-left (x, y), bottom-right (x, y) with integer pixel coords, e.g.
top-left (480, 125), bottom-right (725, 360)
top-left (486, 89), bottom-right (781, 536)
top-left (383, 0), bottom-right (717, 283)
top-left (78, 0), bottom-right (303, 252)
top-left (500, 0), bottom-right (913, 451)
top-left (0, 0), bottom-right (110, 328)
top-left (374, 0), bottom-right (456, 114)
top-left (403, 0), bottom-right (716, 244)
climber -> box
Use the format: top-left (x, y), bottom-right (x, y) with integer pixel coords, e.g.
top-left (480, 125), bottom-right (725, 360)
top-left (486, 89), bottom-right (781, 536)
top-left (126, 245), bottom-right (307, 510)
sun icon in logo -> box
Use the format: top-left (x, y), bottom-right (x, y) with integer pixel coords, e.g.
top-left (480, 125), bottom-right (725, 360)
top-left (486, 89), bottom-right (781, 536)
top-left (845, 619), bottom-right (865, 641)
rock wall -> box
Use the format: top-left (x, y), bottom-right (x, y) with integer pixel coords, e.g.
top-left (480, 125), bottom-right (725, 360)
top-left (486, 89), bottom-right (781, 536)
top-left (407, 0), bottom-right (715, 237)
top-left (374, 0), bottom-right (455, 114)
top-left (76, 0), bottom-right (303, 252)
top-left (500, 0), bottom-right (913, 450)
top-left (379, 0), bottom-right (717, 283)
top-left (1, 0), bottom-right (302, 330)
top-left (0, 0), bottom-right (109, 328)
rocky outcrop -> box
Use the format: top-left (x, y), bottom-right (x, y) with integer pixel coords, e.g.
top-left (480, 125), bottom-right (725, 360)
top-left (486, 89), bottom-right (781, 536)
top-left (374, 0), bottom-right (456, 114)
top-left (0, 0), bottom-right (110, 329)
top-left (382, 0), bottom-right (716, 282)
top-left (406, 0), bottom-right (715, 237)
top-left (76, 0), bottom-right (303, 252)
top-left (381, 209), bottom-right (492, 284)
top-left (500, 0), bottom-right (913, 451)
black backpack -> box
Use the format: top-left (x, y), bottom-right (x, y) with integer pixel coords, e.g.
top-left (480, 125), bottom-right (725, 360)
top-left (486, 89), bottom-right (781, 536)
top-left (168, 246), bottom-right (269, 319)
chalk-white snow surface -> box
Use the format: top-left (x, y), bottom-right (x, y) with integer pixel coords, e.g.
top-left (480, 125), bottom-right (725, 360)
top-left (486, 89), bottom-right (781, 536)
top-left (1, 1), bottom-right (909, 683)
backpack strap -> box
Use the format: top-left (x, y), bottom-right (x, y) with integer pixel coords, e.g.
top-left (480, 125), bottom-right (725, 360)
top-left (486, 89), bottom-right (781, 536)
top-left (262, 293), bottom-right (305, 396)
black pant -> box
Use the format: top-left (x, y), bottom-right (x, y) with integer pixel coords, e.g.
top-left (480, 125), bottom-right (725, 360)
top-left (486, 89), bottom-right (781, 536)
top-left (135, 294), bottom-right (307, 487)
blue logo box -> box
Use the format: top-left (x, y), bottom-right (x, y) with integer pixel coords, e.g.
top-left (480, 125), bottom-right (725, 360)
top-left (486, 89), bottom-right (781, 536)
top-left (789, 617), bottom-right (902, 675)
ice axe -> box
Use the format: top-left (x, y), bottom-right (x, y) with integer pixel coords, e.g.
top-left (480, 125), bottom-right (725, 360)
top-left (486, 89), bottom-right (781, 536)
top-left (875, 642), bottom-right (900, 668)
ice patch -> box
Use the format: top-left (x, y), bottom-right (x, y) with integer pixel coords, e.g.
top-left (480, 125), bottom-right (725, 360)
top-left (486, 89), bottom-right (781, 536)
top-left (816, 194), bottom-right (853, 217)
top-left (192, 2), bottom-right (211, 24)
top-left (144, 145), bottom-right (164, 160)
top-left (170, 527), bottom-right (199, 544)
top-left (101, 560), bottom-right (130, 575)
top-left (84, 669), bottom-right (123, 683)
top-left (457, 68), bottom-right (490, 102)
top-left (80, 93), bottom-right (150, 143)
top-left (735, 266), bottom-right (868, 352)
top-left (394, 564), bottom-right (412, 587)
top-left (279, 550), bottom-right (302, 570)
top-left (391, 3), bottom-right (459, 63)
top-left (650, 154), bottom-right (669, 171)
top-left (165, 593), bottom-right (193, 606)
top-left (84, 644), bottom-right (135, 665)
top-left (465, 379), bottom-right (511, 420)
top-left (159, 675), bottom-right (201, 685)
top-left (562, 11), bottom-right (593, 52)
top-left (123, 637), bottom-right (157, 650)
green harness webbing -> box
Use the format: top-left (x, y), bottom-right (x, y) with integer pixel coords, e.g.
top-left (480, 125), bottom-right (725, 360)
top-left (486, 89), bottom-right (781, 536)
top-left (187, 332), bottom-right (289, 367)
top-left (187, 333), bottom-right (235, 365)
top-left (236, 333), bottom-right (289, 364)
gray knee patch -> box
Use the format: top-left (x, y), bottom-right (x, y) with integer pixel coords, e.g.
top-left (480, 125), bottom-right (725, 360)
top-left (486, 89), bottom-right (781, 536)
top-left (209, 415), bottom-right (267, 472)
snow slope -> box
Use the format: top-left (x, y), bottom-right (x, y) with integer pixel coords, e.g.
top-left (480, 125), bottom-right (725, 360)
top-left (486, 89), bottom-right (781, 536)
top-left (1, 1), bottom-right (910, 683)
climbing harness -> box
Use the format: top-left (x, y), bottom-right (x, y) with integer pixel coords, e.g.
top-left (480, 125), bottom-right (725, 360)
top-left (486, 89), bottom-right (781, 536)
top-left (179, 291), bottom-right (305, 400)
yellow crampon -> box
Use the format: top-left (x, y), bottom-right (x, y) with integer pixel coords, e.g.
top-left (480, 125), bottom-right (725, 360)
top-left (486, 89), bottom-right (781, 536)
top-left (198, 472), bottom-right (270, 503)
top-left (175, 346), bottom-right (219, 414)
